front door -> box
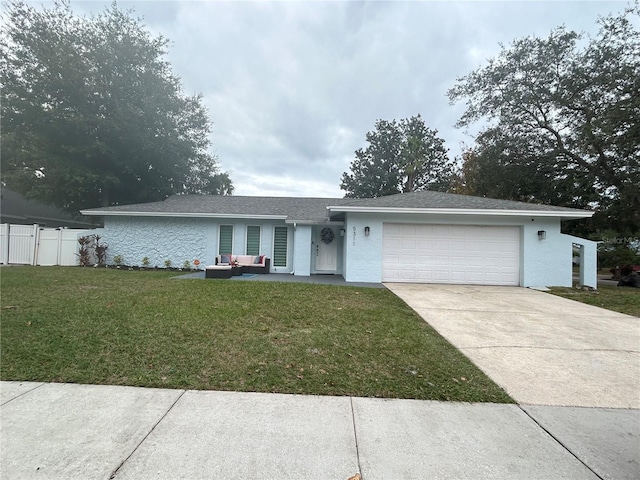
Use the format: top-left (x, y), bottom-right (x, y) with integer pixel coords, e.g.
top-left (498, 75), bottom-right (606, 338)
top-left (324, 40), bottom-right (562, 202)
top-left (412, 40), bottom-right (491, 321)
top-left (316, 227), bottom-right (337, 272)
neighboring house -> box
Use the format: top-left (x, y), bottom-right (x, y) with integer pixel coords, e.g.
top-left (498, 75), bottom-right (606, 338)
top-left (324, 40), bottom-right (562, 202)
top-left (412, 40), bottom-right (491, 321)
top-left (1, 188), bottom-right (96, 229)
top-left (80, 190), bottom-right (597, 287)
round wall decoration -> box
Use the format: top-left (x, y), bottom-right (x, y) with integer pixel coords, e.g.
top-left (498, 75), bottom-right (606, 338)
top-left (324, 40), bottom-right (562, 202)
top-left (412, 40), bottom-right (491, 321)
top-left (320, 227), bottom-right (334, 244)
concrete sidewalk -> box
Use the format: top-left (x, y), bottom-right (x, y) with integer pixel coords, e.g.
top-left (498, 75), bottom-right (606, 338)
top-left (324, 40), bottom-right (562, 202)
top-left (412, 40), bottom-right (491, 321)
top-left (2, 381), bottom-right (638, 479)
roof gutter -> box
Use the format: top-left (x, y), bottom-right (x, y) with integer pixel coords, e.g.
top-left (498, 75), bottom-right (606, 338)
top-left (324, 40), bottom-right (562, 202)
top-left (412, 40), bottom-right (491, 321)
top-left (326, 206), bottom-right (594, 220)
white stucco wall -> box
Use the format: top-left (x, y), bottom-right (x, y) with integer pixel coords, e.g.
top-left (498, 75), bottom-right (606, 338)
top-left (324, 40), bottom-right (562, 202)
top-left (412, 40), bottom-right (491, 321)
top-left (343, 212), bottom-right (587, 287)
top-left (343, 215), bottom-right (384, 283)
top-left (293, 225), bottom-right (312, 276)
top-left (103, 217), bottom-right (213, 268)
top-left (520, 219), bottom-right (571, 287)
top-left (102, 213), bottom-right (594, 287)
top-left (564, 234), bottom-right (598, 288)
top-left (103, 217), bottom-right (287, 270)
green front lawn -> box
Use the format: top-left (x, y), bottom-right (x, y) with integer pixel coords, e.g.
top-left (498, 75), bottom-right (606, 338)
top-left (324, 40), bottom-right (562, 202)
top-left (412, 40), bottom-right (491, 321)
top-left (549, 286), bottom-right (640, 317)
top-left (0, 267), bottom-right (511, 403)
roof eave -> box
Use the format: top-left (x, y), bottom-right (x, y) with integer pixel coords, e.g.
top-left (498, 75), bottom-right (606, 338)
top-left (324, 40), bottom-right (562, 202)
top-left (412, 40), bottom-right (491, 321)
top-left (284, 219), bottom-right (344, 225)
top-left (326, 206), bottom-right (594, 219)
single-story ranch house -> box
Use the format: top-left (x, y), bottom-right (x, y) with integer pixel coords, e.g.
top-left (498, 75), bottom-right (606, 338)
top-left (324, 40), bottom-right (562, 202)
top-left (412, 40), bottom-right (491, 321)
top-left (81, 190), bottom-right (597, 288)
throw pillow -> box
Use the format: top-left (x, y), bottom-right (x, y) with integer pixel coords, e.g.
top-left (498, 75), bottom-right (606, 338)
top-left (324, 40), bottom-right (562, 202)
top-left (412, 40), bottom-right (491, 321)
top-left (221, 254), bottom-right (231, 264)
top-left (253, 256), bottom-right (261, 264)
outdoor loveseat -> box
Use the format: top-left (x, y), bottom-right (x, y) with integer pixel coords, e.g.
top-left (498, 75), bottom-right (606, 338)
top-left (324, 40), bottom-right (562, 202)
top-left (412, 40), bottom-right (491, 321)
top-left (205, 254), bottom-right (270, 278)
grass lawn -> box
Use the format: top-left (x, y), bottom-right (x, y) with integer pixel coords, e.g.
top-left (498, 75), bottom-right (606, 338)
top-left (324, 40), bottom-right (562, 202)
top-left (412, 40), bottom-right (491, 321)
top-left (549, 286), bottom-right (640, 317)
top-left (1, 267), bottom-right (511, 403)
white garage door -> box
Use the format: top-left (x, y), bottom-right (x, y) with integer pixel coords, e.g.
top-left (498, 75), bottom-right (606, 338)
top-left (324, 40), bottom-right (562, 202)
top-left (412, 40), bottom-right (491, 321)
top-left (382, 224), bottom-right (520, 286)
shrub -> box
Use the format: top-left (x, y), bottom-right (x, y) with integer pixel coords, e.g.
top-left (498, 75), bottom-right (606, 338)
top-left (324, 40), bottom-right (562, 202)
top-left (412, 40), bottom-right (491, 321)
top-left (93, 235), bottom-right (108, 265)
top-left (76, 236), bottom-right (93, 266)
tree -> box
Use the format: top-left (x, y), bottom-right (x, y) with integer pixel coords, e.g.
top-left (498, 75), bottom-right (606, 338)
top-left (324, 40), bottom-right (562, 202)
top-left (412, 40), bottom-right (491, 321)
top-left (448, 5), bottom-right (640, 234)
top-left (340, 115), bottom-right (453, 198)
top-left (0, 1), bottom-right (232, 212)
top-left (452, 131), bottom-right (600, 209)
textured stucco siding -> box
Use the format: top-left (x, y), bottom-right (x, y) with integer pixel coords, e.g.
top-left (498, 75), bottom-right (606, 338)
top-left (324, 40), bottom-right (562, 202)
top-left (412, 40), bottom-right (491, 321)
top-left (563, 234), bottom-right (598, 288)
top-left (293, 225), bottom-right (312, 276)
top-left (343, 212), bottom-right (589, 287)
top-left (103, 217), bottom-right (214, 267)
top-left (520, 219), bottom-right (570, 287)
top-left (103, 217), bottom-right (290, 270)
top-left (343, 214), bottom-right (383, 283)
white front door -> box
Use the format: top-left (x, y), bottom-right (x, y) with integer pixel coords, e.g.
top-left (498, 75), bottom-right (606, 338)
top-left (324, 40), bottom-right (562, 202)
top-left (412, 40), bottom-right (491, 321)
top-left (316, 227), bottom-right (338, 272)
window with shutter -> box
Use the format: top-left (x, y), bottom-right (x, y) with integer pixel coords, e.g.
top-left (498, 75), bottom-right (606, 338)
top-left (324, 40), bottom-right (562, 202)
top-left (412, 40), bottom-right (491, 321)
top-left (219, 225), bottom-right (233, 254)
top-left (246, 226), bottom-right (261, 256)
top-left (273, 226), bottom-right (288, 267)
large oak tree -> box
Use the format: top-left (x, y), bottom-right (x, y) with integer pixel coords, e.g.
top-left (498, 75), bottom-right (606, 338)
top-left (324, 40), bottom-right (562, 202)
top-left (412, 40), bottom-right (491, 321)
top-left (1, 0), bottom-right (232, 212)
top-left (340, 115), bottom-right (454, 198)
top-left (449, 5), bottom-right (639, 234)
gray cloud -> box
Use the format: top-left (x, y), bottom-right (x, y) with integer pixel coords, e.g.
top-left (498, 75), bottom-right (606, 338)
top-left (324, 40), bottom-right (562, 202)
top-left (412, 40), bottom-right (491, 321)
top-left (63, 1), bottom-right (627, 197)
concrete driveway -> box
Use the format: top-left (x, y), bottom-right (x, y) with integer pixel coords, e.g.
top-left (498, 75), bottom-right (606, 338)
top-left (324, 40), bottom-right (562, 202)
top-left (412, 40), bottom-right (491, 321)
top-left (385, 284), bottom-right (640, 409)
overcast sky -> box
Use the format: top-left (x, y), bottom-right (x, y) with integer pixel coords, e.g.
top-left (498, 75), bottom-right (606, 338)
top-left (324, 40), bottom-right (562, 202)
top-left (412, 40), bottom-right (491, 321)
top-left (66, 0), bottom-right (626, 198)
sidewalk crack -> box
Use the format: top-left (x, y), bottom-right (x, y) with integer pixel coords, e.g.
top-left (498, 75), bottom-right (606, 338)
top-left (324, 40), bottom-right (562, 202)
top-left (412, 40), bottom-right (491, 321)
top-left (109, 389), bottom-right (186, 479)
top-left (519, 406), bottom-right (604, 480)
top-left (349, 397), bottom-right (364, 479)
top-left (0, 382), bottom-right (45, 406)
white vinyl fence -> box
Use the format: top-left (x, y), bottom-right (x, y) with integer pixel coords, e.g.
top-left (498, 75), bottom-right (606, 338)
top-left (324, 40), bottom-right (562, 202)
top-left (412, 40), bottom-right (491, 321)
top-left (0, 224), bottom-right (98, 266)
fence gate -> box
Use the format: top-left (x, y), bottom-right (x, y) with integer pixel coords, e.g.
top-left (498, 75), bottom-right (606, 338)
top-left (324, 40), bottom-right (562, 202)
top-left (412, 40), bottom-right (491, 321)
top-left (7, 224), bottom-right (38, 265)
top-left (57, 229), bottom-right (85, 265)
top-left (36, 228), bottom-right (62, 266)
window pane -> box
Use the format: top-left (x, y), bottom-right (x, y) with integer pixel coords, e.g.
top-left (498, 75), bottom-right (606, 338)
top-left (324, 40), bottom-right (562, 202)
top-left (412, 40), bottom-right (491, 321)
top-left (273, 226), bottom-right (288, 267)
top-left (246, 226), bottom-right (261, 256)
top-left (219, 225), bottom-right (233, 254)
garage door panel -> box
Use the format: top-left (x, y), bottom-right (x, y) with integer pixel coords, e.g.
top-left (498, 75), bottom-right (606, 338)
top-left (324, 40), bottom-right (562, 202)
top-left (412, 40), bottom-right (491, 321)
top-left (433, 269), bottom-right (451, 281)
top-left (449, 255), bottom-right (467, 266)
top-left (415, 224), bottom-right (433, 235)
top-left (399, 255), bottom-right (418, 266)
top-left (416, 239), bottom-right (433, 249)
top-left (383, 223), bottom-right (520, 286)
top-left (450, 239), bottom-right (467, 250)
top-left (393, 224), bottom-right (416, 236)
top-left (383, 266), bottom-right (401, 281)
top-left (415, 254), bottom-right (432, 265)
top-left (398, 238), bottom-right (416, 249)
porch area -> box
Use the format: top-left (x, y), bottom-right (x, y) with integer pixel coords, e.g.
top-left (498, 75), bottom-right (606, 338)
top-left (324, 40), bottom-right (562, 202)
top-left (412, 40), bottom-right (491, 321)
top-left (174, 271), bottom-right (383, 288)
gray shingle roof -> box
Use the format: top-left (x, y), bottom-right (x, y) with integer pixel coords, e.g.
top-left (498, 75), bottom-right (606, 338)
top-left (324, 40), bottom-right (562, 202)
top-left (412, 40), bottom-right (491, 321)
top-left (82, 195), bottom-right (353, 223)
top-left (81, 190), bottom-right (591, 222)
top-left (335, 190), bottom-right (585, 212)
